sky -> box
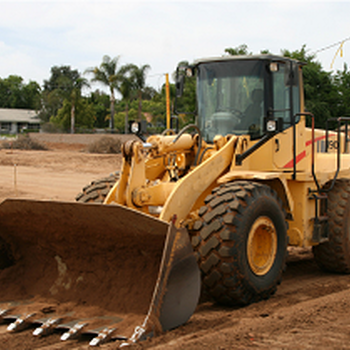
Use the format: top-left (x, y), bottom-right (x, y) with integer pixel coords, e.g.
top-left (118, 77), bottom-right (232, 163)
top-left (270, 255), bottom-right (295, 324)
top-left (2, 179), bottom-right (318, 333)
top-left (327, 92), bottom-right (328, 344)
top-left (0, 0), bottom-right (349, 93)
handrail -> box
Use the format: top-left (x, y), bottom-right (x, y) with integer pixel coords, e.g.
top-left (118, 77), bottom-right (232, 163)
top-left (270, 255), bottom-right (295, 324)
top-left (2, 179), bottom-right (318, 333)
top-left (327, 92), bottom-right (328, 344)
top-left (324, 116), bottom-right (350, 192)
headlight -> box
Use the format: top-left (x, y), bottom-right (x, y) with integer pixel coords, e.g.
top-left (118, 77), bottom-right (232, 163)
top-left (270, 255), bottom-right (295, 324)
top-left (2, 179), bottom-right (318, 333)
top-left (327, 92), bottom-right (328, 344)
top-left (266, 120), bottom-right (277, 132)
top-left (131, 122), bottom-right (139, 134)
top-left (270, 62), bottom-right (279, 72)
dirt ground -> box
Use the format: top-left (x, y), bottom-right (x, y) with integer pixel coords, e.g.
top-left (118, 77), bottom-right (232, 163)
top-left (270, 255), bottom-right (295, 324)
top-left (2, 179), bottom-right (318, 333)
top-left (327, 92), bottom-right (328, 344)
top-left (0, 139), bottom-right (350, 349)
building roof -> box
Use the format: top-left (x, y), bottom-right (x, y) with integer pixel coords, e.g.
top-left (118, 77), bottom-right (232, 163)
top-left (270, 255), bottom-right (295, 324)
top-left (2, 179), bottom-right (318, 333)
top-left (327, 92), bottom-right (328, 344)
top-left (0, 108), bottom-right (40, 123)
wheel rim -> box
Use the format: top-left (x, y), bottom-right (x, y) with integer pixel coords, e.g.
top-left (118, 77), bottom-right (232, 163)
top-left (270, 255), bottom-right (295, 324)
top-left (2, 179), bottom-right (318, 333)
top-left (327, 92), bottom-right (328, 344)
top-left (247, 216), bottom-right (277, 276)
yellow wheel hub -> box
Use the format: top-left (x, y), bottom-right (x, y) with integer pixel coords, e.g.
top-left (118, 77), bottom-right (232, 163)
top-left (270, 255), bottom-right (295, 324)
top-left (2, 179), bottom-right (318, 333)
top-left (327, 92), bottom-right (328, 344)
top-left (247, 216), bottom-right (277, 276)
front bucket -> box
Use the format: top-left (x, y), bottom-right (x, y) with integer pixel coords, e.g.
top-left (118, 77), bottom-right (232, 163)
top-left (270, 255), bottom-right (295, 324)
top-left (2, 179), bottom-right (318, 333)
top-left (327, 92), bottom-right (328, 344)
top-left (0, 199), bottom-right (200, 347)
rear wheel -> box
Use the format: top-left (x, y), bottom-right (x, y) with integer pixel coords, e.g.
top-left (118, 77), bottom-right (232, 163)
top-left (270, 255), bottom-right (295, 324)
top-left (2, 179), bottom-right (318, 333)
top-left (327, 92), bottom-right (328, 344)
top-left (75, 172), bottom-right (119, 203)
top-left (313, 179), bottom-right (350, 273)
top-left (192, 181), bottom-right (288, 306)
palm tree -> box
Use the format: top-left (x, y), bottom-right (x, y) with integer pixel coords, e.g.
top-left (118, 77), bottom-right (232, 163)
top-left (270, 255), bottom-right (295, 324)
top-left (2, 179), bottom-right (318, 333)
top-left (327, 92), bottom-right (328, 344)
top-left (70, 77), bottom-right (89, 133)
top-left (117, 64), bottom-right (137, 134)
top-left (128, 64), bottom-right (151, 121)
top-left (86, 55), bottom-right (120, 131)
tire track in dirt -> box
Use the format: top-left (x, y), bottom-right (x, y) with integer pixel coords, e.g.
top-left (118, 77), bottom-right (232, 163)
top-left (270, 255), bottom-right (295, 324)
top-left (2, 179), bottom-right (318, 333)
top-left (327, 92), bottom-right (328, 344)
top-left (136, 254), bottom-right (350, 349)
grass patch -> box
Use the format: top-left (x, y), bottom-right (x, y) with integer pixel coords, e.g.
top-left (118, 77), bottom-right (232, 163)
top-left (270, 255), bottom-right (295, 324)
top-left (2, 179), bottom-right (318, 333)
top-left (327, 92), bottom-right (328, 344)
top-left (1, 135), bottom-right (48, 151)
top-left (87, 136), bottom-right (122, 154)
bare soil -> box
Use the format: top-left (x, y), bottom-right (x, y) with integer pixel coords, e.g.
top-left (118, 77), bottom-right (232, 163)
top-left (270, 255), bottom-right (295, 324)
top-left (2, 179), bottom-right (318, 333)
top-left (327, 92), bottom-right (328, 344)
top-left (0, 138), bottom-right (350, 349)
top-left (0, 143), bottom-right (121, 202)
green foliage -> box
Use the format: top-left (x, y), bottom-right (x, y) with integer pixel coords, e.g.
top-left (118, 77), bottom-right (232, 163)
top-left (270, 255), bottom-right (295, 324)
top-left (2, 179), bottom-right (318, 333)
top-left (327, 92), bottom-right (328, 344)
top-left (123, 63), bottom-right (151, 121)
top-left (114, 107), bottom-right (138, 133)
top-left (0, 75), bottom-right (41, 109)
top-left (43, 66), bottom-right (84, 94)
top-left (281, 45), bottom-right (315, 64)
top-left (333, 64), bottom-right (350, 119)
top-left (142, 86), bottom-right (158, 100)
top-left (39, 66), bottom-right (88, 123)
top-left (282, 45), bottom-right (338, 127)
top-left (50, 98), bottom-right (95, 130)
top-left (87, 90), bottom-right (110, 128)
top-left (174, 74), bottom-right (196, 126)
top-left (86, 55), bottom-right (120, 90)
top-left (4, 45), bottom-right (350, 135)
top-left (225, 44), bottom-right (251, 56)
top-left (85, 55), bottom-right (122, 130)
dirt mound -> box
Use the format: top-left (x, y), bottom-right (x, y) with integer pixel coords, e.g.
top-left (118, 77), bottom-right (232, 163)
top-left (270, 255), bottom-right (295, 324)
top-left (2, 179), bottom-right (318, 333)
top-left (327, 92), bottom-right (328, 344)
top-left (87, 136), bottom-right (122, 154)
top-left (1, 135), bottom-right (47, 151)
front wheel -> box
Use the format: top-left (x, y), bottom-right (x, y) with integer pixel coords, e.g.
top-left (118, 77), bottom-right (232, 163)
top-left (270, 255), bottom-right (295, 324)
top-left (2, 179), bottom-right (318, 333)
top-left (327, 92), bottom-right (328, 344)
top-left (75, 172), bottom-right (119, 203)
top-left (192, 181), bottom-right (288, 306)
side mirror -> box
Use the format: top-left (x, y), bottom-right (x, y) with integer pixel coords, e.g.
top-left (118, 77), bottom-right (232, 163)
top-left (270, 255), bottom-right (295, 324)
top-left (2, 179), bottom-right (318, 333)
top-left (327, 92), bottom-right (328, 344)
top-left (176, 75), bottom-right (184, 98)
top-left (285, 61), bottom-right (299, 87)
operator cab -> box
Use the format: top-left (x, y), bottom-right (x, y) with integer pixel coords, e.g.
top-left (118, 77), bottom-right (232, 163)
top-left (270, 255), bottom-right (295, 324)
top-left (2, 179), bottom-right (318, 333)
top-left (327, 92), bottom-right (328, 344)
top-left (177, 55), bottom-right (302, 143)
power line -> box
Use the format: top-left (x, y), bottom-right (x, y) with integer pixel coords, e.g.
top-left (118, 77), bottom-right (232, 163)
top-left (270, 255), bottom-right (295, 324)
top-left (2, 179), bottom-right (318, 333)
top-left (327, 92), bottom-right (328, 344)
top-left (310, 37), bottom-right (350, 69)
top-left (148, 73), bottom-right (166, 78)
top-left (312, 37), bottom-right (350, 55)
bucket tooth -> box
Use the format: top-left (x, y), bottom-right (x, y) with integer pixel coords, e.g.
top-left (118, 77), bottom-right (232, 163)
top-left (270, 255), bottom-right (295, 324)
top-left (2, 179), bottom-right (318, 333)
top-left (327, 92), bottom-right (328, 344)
top-left (89, 327), bottom-right (116, 347)
top-left (7, 313), bottom-right (36, 332)
top-left (33, 317), bottom-right (62, 337)
top-left (60, 322), bottom-right (88, 341)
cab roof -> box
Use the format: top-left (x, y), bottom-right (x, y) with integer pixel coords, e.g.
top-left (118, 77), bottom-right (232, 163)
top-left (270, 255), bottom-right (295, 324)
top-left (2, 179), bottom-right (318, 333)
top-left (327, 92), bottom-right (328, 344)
top-left (193, 54), bottom-right (303, 66)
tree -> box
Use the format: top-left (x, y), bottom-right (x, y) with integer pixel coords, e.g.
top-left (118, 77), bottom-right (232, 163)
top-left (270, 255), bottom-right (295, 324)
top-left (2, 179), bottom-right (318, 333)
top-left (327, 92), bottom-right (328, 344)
top-left (142, 86), bottom-right (158, 100)
top-left (68, 77), bottom-right (90, 133)
top-left (117, 64), bottom-right (138, 133)
top-left (85, 55), bottom-right (121, 131)
top-left (333, 63), bottom-right (350, 119)
top-left (0, 75), bottom-right (41, 109)
top-left (22, 81), bottom-right (41, 110)
top-left (114, 105), bottom-right (138, 133)
top-left (43, 66), bottom-right (81, 94)
top-left (282, 45), bottom-right (339, 128)
top-left (225, 44), bottom-right (251, 56)
top-left (173, 61), bottom-right (197, 126)
top-left (87, 90), bottom-right (110, 129)
top-left (40, 66), bottom-right (86, 124)
top-left (127, 64), bottom-right (151, 121)
top-left (51, 98), bottom-right (95, 131)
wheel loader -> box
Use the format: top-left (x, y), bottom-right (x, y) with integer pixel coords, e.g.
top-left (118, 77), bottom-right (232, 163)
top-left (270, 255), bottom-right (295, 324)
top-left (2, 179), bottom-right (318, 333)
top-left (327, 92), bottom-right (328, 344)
top-left (1, 54), bottom-right (350, 348)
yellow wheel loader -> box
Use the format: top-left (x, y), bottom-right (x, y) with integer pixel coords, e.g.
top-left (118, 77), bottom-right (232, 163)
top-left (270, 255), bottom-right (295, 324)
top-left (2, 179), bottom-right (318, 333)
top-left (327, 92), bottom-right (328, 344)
top-left (1, 54), bottom-right (350, 347)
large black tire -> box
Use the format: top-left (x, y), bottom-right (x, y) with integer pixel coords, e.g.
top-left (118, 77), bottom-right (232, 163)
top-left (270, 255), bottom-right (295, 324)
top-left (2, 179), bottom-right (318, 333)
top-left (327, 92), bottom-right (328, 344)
top-left (75, 172), bottom-right (119, 203)
top-left (191, 181), bottom-right (288, 306)
top-left (313, 179), bottom-right (350, 273)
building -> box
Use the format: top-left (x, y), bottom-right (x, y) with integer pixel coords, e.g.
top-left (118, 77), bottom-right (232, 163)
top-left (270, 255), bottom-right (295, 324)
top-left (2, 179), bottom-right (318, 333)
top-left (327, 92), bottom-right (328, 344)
top-left (0, 108), bottom-right (41, 134)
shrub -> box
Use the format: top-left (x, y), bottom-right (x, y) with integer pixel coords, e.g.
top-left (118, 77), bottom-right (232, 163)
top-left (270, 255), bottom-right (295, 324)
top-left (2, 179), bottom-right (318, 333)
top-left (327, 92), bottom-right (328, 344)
top-left (1, 135), bottom-right (48, 151)
top-left (41, 122), bottom-right (66, 133)
top-left (87, 136), bottom-right (122, 154)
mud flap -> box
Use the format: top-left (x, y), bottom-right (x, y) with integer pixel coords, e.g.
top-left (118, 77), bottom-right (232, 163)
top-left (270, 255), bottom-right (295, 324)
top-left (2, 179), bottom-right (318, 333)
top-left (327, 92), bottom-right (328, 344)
top-left (0, 199), bottom-right (200, 345)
